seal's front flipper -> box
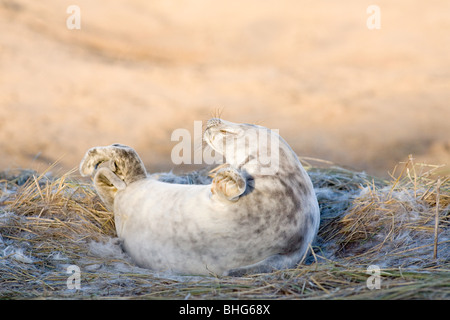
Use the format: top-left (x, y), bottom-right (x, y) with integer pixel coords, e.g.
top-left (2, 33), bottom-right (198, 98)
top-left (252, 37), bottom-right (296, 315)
top-left (211, 166), bottom-right (246, 202)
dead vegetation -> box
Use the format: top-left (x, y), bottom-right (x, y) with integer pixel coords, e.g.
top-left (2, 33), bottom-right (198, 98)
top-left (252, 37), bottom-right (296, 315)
top-left (0, 156), bottom-right (449, 299)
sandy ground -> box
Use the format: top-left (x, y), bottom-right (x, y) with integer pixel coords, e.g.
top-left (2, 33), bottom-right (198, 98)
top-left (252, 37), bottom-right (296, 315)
top-left (0, 0), bottom-right (449, 178)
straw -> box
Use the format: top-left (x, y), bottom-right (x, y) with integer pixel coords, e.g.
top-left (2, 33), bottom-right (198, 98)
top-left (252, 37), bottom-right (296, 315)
top-left (0, 156), bottom-right (448, 299)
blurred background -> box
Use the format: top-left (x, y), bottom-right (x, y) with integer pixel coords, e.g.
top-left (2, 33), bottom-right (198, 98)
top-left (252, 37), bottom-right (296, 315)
top-left (0, 0), bottom-right (449, 178)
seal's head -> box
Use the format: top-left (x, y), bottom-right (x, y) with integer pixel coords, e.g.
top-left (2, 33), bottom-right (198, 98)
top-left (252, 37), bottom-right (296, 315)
top-left (204, 118), bottom-right (280, 175)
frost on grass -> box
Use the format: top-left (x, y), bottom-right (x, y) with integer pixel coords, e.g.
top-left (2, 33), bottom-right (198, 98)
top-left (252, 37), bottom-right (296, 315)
top-left (316, 158), bottom-right (449, 269)
top-left (0, 157), bottom-right (448, 299)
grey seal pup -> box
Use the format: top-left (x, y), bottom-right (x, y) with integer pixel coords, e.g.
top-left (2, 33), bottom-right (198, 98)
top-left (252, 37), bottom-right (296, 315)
top-left (79, 118), bottom-right (320, 276)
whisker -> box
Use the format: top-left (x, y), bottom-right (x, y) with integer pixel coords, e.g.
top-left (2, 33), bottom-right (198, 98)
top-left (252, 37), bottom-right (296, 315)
top-left (254, 119), bottom-right (265, 126)
top-left (210, 107), bottom-right (224, 120)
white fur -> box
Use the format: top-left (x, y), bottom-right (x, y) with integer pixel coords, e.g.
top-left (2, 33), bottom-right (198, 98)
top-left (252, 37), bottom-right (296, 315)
top-left (81, 119), bottom-right (320, 276)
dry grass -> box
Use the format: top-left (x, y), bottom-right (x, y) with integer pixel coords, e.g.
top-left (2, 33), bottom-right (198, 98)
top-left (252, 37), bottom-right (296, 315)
top-left (0, 156), bottom-right (449, 299)
top-left (319, 156), bottom-right (450, 266)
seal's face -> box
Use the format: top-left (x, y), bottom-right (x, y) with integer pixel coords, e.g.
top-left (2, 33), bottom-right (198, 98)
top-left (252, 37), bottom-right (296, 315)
top-left (204, 118), bottom-right (280, 174)
top-left (204, 118), bottom-right (244, 154)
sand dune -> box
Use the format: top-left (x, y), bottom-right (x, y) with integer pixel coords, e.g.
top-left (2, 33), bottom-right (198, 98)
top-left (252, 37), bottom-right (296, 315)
top-left (1, 0), bottom-right (449, 177)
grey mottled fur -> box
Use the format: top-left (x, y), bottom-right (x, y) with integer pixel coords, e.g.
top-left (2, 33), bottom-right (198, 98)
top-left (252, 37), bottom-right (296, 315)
top-left (79, 119), bottom-right (320, 276)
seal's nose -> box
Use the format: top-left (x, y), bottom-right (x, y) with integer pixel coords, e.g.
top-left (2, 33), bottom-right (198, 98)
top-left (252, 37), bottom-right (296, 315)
top-left (206, 118), bottom-right (222, 130)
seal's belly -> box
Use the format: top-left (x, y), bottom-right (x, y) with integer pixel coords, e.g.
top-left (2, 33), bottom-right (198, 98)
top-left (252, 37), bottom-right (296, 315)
top-left (114, 179), bottom-right (273, 274)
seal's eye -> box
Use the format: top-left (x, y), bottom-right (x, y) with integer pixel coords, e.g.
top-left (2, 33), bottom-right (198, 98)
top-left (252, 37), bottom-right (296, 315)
top-left (220, 129), bottom-right (237, 136)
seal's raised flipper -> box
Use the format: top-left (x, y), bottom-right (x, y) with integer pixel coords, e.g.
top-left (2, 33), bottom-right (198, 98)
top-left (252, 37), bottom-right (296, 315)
top-left (79, 144), bottom-right (147, 210)
top-left (93, 166), bottom-right (126, 210)
top-left (80, 144), bottom-right (147, 183)
top-left (211, 166), bottom-right (246, 201)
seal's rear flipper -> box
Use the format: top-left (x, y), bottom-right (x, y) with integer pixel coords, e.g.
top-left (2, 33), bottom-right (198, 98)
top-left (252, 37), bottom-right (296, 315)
top-left (80, 144), bottom-right (147, 210)
top-left (80, 144), bottom-right (147, 183)
top-left (94, 167), bottom-right (126, 210)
